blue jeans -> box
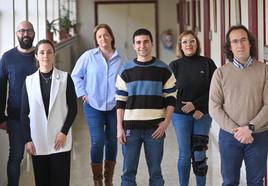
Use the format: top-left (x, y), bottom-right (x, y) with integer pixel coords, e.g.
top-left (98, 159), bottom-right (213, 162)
top-left (121, 128), bottom-right (165, 186)
top-left (7, 119), bottom-right (25, 186)
top-left (83, 103), bottom-right (117, 164)
top-left (219, 129), bottom-right (268, 186)
top-left (172, 113), bottom-right (212, 186)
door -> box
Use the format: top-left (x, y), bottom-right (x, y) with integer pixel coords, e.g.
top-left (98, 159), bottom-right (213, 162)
top-left (97, 3), bottom-right (156, 60)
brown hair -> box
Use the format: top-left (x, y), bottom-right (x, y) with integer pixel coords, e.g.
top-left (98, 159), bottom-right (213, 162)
top-left (35, 39), bottom-right (55, 67)
top-left (35, 39), bottom-right (55, 54)
top-left (224, 25), bottom-right (256, 62)
top-left (93, 23), bottom-right (115, 49)
top-left (176, 30), bottom-right (201, 58)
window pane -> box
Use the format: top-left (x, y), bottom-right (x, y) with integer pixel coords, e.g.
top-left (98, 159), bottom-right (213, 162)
top-left (0, 1), bottom-right (14, 54)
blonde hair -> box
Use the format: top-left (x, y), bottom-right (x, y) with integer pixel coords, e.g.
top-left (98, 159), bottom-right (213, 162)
top-left (176, 30), bottom-right (201, 58)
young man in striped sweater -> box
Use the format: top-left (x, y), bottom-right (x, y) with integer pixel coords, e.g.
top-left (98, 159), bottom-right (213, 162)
top-left (116, 28), bottom-right (177, 186)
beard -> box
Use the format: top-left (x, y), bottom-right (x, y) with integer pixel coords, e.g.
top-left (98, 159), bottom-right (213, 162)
top-left (18, 36), bottom-right (34, 49)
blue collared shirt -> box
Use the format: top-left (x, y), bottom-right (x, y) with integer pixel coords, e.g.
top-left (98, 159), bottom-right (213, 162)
top-left (232, 56), bottom-right (253, 69)
top-left (71, 48), bottom-right (124, 111)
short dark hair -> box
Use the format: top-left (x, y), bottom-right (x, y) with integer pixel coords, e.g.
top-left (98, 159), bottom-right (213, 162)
top-left (35, 39), bottom-right (55, 54)
top-left (132, 28), bottom-right (153, 43)
top-left (224, 25), bottom-right (256, 62)
top-left (176, 30), bottom-right (201, 58)
top-left (93, 23), bottom-right (115, 49)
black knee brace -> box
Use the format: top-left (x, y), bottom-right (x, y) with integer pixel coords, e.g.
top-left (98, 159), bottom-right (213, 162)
top-left (192, 157), bottom-right (208, 176)
top-left (191, 134), bottom-right (209, 151)
top-left (191, 135), bottom-right (209, 176)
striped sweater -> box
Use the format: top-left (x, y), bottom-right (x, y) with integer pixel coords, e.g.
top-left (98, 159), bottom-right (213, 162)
top-left (116, 58), bottom-right (177, 129)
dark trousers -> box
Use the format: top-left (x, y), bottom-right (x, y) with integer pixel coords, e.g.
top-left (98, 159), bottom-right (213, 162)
top-left (32, 151), bottom-right (71, 186)
top-left (7, 119), bottom-right (24, 186)
top-left (219, 129), bottom-right (268, 186)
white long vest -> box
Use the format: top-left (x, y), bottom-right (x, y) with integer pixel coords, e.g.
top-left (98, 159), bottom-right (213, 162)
top-left (25, 68), bottom-right (72, 155)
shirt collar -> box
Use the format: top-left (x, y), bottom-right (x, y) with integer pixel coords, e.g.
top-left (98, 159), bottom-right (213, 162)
top-left (232, 56), bottom-right (253, 69)
top-left (93, 47), bottom-right (119, 60)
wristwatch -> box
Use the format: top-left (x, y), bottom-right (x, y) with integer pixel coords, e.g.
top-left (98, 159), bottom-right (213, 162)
top-left (248, 124), bottom-right (255, 132)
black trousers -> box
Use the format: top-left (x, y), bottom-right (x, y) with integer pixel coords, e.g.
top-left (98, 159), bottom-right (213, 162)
top-left (32, 151), bottom-right (71, 186)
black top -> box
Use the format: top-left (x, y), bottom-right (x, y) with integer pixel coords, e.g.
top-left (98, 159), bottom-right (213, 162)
top-left (21, 73), bottom-right (77, 143)
top-left (40, 70), bottom-right (53, 116)
top-left (169, 55), bottom-right (217, 115)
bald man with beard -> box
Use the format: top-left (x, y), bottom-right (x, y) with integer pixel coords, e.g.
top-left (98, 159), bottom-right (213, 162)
top-left (0, 21), bottom-right (37, 186)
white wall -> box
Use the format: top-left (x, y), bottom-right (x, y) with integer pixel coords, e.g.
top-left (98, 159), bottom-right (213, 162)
top-left (0, 0), bottom-right (15, 55)
top-left (210, 0), bottom-right (221, 67)
top-left (240, 1), bottom-right (249, 28)
top-left (197, 0), bottom-right (204, 52)
top-left (158, 0), bottom-right (178, 63)
top-left (257, 0), bottom-right (264, 62)
top-left (76, 0), bottom-right (95, 53)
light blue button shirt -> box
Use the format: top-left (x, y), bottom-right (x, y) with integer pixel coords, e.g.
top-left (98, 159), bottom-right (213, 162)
top-left (71, 48), bottom-right (124, 111)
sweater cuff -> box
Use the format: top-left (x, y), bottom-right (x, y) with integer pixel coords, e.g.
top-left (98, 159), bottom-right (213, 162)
top-left (116, 101), bottom-right (126, 109)
top-left (0, 114), bottom-right (8, 123)
top-left (165, 97), bottom-right (176, 107)
top-left (24, 137), bottom-right (32, 144)
top-left (61, 128), bottom-right (69, 135)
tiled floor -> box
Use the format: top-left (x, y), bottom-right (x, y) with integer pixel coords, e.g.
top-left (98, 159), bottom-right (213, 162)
top-left (20, 102), bottom-right (246, 186)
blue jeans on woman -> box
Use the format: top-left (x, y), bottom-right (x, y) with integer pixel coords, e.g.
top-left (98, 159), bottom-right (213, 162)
top-left (83, 103), bottom-right (117, 164)
top-left (121, 128), bottom-right (165, 186)
top-left (219, 129), bottom-right (268, 186)
top-left (172, 113), bottom-right (212, 186)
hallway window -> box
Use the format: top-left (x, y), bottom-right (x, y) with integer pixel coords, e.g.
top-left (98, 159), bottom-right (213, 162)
top-left (0, 1), bottom-right (15, 55)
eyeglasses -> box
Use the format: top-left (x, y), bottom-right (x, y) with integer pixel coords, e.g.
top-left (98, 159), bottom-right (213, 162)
top-left (17, 29), bottom-right (34, 34)
top-left (230, 37), bottom-right (248, 45)
top-left (181, 39), bottom-right (196, 45)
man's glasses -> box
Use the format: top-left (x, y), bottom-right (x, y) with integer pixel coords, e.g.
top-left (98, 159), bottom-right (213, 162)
top-left (17, 29), bottom-right (34, 34)
top-left (181, 39), bottom-right (196, 45)
top-left (230, 37), bottom-right (248, 45)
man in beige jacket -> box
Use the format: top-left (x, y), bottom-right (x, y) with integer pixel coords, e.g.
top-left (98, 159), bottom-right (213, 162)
top-left (209, 25), bottom-right (268, 186)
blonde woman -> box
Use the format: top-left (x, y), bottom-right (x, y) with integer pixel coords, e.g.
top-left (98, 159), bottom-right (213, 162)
top-left (169, 30), bottom-right (217, 186)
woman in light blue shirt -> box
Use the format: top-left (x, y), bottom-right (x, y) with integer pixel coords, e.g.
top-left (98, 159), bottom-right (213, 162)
top-left (71, 24), bottom-right (124, 186)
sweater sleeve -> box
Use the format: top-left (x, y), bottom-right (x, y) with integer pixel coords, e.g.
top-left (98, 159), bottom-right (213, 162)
top-left (61, 74), bottom-right (77, 135)
top-left (169, 61), bottom-right (184, 109)
top-left (21, 81), bottom-right (32, 143)
top-left (163, 72), bottom-right (177, 107)
top-left (0, 56), bottom-right (8, 123)
top-left (250, 65), bottom-right (268, 131)
top-left (209, 68), bottom-right (239, 132)
top-left (116, 73), bottom-right (128, 109)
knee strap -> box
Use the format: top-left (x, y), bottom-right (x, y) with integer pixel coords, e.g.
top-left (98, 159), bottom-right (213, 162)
top-left (191, 135), bottom-right (209, 151)
top-left (192, 157), bottom-right (208, 176)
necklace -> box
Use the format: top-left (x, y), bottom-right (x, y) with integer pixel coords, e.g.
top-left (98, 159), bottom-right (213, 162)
top-left (40, 72), bottom-right (52, 83)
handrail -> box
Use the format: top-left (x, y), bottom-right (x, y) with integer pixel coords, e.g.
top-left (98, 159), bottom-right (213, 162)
top-left (55, 35), bottom-right (78, 53)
